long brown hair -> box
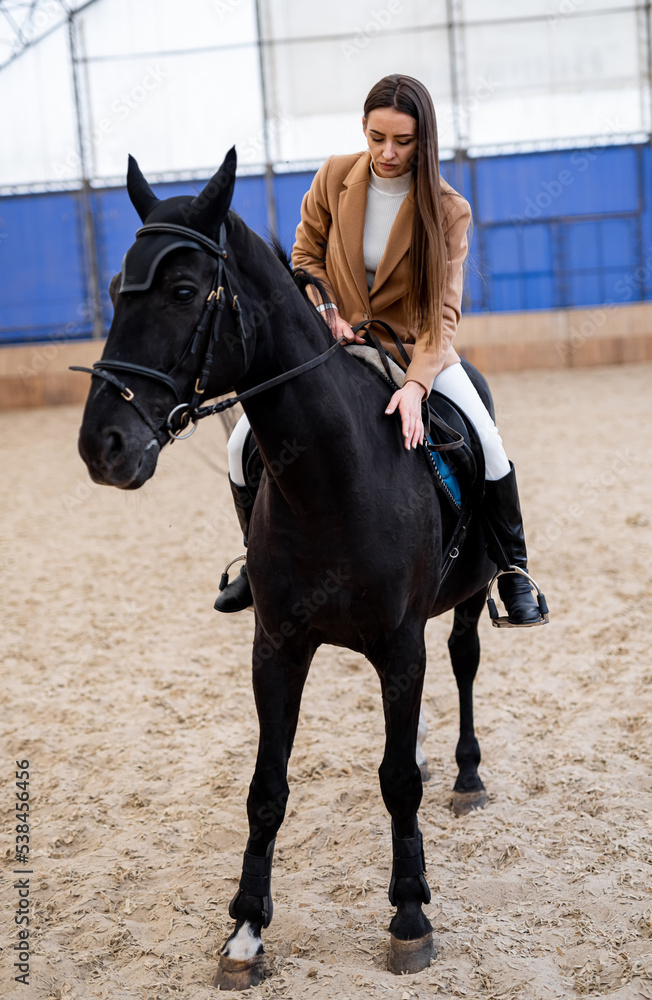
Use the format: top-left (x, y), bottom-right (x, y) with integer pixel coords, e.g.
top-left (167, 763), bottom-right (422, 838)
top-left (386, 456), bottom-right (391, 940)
top-left (364, 75), bottom-right (450, 352)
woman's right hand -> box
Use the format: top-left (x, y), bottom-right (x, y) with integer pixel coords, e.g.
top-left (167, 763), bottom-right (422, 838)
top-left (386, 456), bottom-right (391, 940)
top-left (327, 308), bottom-right (366, 345)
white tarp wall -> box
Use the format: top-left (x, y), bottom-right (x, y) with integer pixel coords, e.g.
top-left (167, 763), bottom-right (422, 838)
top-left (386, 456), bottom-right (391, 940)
top-left (1, 0), bottom-right (650, 189)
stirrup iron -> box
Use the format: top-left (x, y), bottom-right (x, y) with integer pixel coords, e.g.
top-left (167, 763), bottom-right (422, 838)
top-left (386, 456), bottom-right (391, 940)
top-left (217, 552), bottom-right (247, 593)
top-left (486, 566), bottom-right (549, 628)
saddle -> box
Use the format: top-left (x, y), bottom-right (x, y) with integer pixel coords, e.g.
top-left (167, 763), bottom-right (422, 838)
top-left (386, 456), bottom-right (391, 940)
top-left (348, 323), bottom-right (484, 493)
top-left (347, 322), bottom-right (486, 579)
top-left (345, 341), bottom-right (484, 504)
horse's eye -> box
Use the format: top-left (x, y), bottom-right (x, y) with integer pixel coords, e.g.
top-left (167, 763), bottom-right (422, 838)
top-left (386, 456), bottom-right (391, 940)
top-left (174, 287), bottom-right (196, 302)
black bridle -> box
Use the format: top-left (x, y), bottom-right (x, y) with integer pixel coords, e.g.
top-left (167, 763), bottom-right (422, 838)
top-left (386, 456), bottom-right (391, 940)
top-left (71, 220), bottom-right (345, 441)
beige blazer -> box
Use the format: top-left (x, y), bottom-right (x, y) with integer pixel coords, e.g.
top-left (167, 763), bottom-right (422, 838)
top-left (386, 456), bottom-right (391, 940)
top-left (291, 150), bottom-right (471, 395)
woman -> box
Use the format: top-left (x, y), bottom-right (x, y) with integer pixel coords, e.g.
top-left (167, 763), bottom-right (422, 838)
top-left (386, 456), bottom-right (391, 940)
top-left (215, 74), bottom-right (544, 627)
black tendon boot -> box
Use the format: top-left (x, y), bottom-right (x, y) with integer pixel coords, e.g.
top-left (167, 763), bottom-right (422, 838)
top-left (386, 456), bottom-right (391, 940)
top-left (482, 463), bottom-right (547, 627)
top-left (214, 477), bottom-right (254, 613)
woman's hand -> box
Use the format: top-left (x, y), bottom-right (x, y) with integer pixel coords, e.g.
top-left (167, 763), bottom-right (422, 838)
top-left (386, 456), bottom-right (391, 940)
top-left (385, 380), bottom-right (426, 450)
top-left (326, 307), bottom-right (366, 345)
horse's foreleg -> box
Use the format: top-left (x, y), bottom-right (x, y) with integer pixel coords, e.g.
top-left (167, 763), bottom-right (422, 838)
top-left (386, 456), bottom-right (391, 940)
top-left (369, 629), bottom-right (436, 975)
top-left (214, 632), bottom-right (315, 991)
top-left (416, 703), bottom-right (429, 781)
top-left (449, 589), bottom-right (487, 816)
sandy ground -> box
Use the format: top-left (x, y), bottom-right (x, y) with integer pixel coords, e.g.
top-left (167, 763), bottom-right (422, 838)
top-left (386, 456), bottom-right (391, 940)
top-left (1, 361), bottom-right (651, 1000)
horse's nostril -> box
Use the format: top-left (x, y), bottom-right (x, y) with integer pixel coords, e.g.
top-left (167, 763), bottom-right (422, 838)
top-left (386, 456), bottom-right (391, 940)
top-left (104, 429), bottom-right (124, 465)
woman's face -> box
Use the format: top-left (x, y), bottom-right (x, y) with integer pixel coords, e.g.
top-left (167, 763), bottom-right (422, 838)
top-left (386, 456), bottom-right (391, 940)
top-left (362, 107), bottom-right (418, 178)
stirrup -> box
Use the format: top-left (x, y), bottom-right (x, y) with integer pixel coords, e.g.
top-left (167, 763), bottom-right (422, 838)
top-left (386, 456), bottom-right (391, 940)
top-left (217, 553), bottom-right (247, 593)
top-left (486, 566), bottom-right (549, 628)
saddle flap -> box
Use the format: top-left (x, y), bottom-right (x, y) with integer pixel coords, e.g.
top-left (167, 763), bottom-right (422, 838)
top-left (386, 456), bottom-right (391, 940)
top-left (426, 390), bottom-right (485, 499)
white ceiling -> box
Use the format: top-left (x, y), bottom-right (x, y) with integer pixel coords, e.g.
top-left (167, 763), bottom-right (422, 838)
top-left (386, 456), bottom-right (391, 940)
top-left (1, 0), bottom-right (649, 188)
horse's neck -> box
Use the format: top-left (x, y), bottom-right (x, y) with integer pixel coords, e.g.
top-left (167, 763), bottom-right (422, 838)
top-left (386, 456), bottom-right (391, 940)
top-left (241, 300), bottom-right (369, 502)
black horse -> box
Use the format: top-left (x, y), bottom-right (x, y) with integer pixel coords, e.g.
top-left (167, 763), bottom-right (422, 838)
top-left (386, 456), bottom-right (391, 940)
top-left (76, 148), bottom-right (500, 989)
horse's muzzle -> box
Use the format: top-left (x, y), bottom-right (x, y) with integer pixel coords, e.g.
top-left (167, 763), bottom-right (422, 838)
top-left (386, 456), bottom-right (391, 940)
top-left (78, 425), bottom-right (160, 490)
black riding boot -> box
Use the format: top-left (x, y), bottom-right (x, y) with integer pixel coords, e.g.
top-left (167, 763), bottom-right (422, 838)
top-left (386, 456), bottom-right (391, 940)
top-left (482, 463), bottom-right (545, 626)
top-left (213, 477), bottom-right (254, 614)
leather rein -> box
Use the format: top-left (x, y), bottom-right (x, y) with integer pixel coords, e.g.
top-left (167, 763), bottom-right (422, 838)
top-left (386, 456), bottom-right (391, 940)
top-left (70, 220), bottom-right (346, 442)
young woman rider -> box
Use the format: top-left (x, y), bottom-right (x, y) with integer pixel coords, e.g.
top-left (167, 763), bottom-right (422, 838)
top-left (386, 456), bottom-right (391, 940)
top-left (214, 74), bottom-right (545, 628)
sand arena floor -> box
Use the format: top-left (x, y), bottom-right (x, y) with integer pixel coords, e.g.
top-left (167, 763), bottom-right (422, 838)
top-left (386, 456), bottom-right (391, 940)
top-left (1, 361), bottom-right (651, 1000)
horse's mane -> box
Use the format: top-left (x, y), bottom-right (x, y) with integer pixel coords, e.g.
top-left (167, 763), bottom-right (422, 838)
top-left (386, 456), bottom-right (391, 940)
top-left (224, 212), bottom-right (334, 335)
top-left (268, 233), bottom-right (334, 319)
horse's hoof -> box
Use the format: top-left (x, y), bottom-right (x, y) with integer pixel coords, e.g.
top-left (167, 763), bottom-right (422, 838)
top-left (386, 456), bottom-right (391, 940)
top-left (212, 953), bottom-right (266, 991)
top-left (419, 760), bottom-right (430, 783)
top-left (388, 932), bottom-right (436, 974)
top-left (452, 789), bottom-right (487, 816)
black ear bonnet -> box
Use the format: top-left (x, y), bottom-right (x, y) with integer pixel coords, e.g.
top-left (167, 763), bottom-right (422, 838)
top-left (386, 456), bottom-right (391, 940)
top-left (119, 223), bottom-right (226, 293)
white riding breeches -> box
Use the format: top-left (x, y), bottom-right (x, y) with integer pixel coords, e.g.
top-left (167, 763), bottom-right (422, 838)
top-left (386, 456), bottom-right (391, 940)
top-left (432, 362), bottom-right (510, 481)
top-left (227, 361), bottom-right (510, 485)
top-left (227, 411), bottom-right (253, 486)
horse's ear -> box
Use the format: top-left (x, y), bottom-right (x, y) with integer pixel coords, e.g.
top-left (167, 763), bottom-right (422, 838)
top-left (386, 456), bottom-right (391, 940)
top-left (189, 146), bottom-right (237, 236)
top-left (127, 155), bottom-right (160, 222)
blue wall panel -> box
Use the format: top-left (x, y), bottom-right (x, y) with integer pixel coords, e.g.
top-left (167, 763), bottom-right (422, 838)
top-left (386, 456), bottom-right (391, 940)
top-left (1, 143), bottom-right (650, 344)
top-left (485, 227), bottom-right (520, 274)
top-left (474, 145), bottom-right (640, 226)
top-left (640, 145), bottom-right (652, 302)
top-left (521, 225), bottom-right (551, 272)
top-left (523, 274), bottom-right (555, 311)
top-left (274, 171), bottom-right (315, 257)
top-left (489, 276), bottom-right (521, 312)
top-left (0, 191), bottom-right (91, 343)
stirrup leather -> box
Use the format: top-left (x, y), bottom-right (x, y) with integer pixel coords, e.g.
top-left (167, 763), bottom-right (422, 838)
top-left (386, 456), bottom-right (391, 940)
top-left (486, 566), bottom-right (549, 628)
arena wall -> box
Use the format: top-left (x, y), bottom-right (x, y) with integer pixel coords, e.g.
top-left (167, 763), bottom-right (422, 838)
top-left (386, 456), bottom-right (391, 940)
top-left (1, 302), bottom-right (650, 411)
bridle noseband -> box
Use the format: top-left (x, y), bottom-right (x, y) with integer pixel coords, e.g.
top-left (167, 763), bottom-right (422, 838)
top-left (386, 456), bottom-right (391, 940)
top-left (71, 220), bottom-right (345, 441)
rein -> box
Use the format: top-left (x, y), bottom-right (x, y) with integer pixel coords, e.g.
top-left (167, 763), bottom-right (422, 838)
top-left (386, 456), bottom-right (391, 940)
top-left (70, 220), bottom-right (346, 441)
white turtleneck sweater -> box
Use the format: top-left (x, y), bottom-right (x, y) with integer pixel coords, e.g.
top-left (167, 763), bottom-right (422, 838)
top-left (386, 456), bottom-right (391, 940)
top-left (363, 165), bottom-right (412, 291)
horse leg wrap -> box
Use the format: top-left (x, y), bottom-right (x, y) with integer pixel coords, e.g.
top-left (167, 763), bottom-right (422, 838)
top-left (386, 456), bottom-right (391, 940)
top-left (388, 829), bottom-right (431, 906)
top-left (229, 838), bottom-right (275, 928)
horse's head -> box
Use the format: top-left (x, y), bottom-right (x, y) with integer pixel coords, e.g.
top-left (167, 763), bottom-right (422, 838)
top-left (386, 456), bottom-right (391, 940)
top-left (77, 147), bottom-right (248, 489)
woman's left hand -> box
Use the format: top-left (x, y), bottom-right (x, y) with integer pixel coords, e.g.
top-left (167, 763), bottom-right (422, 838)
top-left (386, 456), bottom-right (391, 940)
top-left (385, 380), bottom-right (426, 450)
